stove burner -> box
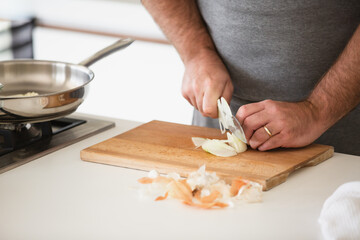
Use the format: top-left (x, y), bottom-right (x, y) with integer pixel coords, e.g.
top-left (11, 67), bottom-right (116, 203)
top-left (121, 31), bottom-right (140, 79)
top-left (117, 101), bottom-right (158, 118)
top-left (0, 116), bottom-right (114, 174)
top-left (0, 118), bottom-right (85, 156)
top-left (0, 122), bottom-right (52, 155)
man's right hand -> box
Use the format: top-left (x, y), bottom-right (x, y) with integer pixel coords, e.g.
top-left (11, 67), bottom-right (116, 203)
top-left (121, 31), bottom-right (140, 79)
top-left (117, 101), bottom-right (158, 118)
top-left (142, 0), bottom-right (233, 119)
top-left (182, 48), bottom-right (233, 118)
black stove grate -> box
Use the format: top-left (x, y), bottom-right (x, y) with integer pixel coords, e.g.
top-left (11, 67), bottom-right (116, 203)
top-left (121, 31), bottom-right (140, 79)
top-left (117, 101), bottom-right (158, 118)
top-left (0, 118), bottom-right (85, 156)
top-left (0, 116), bottom-right (114, 174)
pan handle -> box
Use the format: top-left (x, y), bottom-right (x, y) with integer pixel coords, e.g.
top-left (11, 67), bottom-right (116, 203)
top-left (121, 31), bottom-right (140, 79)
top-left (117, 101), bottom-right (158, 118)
top-left (78, 38), bottom-right (134, 67)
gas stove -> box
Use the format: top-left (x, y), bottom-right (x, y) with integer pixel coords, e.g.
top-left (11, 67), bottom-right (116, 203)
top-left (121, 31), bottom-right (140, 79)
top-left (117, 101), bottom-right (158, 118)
top-left (0, 115), bottom-right (114, 174)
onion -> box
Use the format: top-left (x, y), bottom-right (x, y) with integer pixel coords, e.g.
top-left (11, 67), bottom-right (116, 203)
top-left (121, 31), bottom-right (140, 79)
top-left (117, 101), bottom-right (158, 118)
top-left (192, 137), bottom-right (237, 157)
top-left (191, 137), bottom-right (207, 148)
top-left (217, 98), bottom-right (233, 133)
top-left (226, 132), bottom-right (247, 153)
top-left (201, 139), bottom-right (237, 157)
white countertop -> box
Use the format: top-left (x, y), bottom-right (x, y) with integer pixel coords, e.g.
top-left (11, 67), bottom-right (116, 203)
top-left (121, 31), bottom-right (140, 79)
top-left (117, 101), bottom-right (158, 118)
top-left (0, 113), bottom-right (359, 240)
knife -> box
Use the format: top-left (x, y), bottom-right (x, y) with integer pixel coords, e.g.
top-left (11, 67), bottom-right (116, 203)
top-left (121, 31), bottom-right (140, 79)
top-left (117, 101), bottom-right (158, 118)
top-left (217, 97), bottom-right (247, 144)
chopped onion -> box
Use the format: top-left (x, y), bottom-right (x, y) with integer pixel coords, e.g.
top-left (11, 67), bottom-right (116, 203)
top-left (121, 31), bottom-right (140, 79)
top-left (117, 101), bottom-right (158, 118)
top-left (191, 137), bottom-right (207, 148)
top-left (201, 139), bottom-right (237, 157)
top-left (192, 134), bottom-right (246, 157)
top-left (217, 97), bottom-right (234, 133)
top-left (227, 132), bottom-right (247, 153)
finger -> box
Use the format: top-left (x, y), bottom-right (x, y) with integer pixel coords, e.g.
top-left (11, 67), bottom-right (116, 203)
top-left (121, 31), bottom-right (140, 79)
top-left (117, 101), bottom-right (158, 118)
top-left (221, 80), bottom-right (234, 106)
top-left (257, 133), bottom-right (283, 151)
top-left (236, 102), bottom-right (265, 125)
top-left (191, 96), bottom-right (199, 111)
top-left (184, 93), bottom-right (198, 111)
top-left (242, 111), bottom-right (271, 141)
top-left (181, 72), bottom-right (202, 111)
top-left (248, 124), bottom-right (279, 150)
top-left (182, 83), bottom-right (198, 110)
top-left (191, 77), bottom-right (204, 114)
top-left (202, 85), bottom-right (223, 118)
top-left (196, 92), bottom-right (205, 114)
top-left (183, 94), bottom-right (192, 105)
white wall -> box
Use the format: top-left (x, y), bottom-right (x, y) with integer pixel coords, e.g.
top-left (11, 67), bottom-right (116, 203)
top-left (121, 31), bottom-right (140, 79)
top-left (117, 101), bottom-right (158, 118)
top-left (2, 0), bottom-right (194, 124)
top-left (0, 0), bottom-right (166, 42)
top-left (33, 27), bottom-right (193, 125)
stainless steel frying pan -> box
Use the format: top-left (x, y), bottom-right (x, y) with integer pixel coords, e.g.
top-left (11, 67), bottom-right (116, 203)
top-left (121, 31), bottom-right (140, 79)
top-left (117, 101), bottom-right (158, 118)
top-left (0, 38), bottom-right (134, 124)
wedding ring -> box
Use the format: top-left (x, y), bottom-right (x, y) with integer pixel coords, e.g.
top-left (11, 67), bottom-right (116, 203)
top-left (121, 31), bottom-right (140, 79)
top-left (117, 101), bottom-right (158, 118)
top-left (263, 126), bottom-right (272, 137)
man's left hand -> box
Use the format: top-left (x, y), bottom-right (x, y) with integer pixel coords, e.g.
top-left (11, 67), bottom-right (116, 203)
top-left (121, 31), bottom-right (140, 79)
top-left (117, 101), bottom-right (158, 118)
top-left (236, 100), bottom-right (327, 151)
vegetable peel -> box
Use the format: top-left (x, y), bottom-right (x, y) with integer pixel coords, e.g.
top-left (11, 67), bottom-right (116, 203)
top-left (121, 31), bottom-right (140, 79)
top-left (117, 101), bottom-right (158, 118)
top-left (167, 179), bottom-right (193, 202)
top-left (155, 192), bottom-right (168, 201)
top-left (138, 177), bottom-right (154, 184)
top-left (230, 177), bottom-right (247, 196)
top-left (137, 165), bottom-right (262, 209)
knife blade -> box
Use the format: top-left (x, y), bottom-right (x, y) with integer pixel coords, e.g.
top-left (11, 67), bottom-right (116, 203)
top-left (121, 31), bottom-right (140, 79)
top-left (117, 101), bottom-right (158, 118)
top-left (217, 97), bottom-right (247, 144)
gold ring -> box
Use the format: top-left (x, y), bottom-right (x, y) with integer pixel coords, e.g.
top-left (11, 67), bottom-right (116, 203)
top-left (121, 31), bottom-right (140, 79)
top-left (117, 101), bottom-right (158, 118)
top-left (264, 126), bottom-right (272, 137)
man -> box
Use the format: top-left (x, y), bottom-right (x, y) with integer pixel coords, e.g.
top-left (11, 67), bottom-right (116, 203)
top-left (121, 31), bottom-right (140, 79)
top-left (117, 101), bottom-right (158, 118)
top-left (142, 0), bottom-right (360, 156)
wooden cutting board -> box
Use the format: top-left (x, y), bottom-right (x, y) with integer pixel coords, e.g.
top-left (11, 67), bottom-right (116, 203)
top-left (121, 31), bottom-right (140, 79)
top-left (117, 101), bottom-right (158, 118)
top-left (80, 120), bottom-right (334, 190)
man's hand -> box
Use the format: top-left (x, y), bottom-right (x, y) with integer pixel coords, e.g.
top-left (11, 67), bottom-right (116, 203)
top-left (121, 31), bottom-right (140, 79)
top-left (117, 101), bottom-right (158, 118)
top-left (142, 0), bottom-right (233, 118)
top-left (237, 25), bottom-right (360, 152)
top-left (182, 49), bottom-right (233, 118)
top-left (236, 100), bottom-right (327, 151)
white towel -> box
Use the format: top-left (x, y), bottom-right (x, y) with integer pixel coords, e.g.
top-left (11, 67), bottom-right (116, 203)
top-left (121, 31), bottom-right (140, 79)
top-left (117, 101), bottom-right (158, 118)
top-left (318, 181), bottom-right (360, 240)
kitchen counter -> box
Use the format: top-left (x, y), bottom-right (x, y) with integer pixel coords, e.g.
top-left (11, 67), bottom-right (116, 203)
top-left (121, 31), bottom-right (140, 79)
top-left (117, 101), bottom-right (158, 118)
top-left (0, 113), bottom-right (359, 240)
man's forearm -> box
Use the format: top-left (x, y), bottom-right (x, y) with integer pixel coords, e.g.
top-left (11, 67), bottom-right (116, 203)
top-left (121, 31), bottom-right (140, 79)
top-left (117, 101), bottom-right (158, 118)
top-left (142, 0), bottom-right (215, 64)
top-left (142, 0), bottom-right (233, 118)
top-left (308, 25), bottom-right (360, 130)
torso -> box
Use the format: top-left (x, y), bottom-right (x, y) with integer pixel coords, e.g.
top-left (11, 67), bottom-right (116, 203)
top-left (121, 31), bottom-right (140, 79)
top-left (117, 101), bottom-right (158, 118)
top-left (194, 0), bottom-right (360, 155)
top-left (197, 0), bottom-right (360, 101)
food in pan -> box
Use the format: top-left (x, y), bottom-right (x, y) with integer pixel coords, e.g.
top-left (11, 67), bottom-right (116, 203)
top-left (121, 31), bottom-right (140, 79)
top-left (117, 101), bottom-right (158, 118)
top-left (14, 91), bottom-right (39, 97)
top-left (1, 91), bottom-right (39, 97)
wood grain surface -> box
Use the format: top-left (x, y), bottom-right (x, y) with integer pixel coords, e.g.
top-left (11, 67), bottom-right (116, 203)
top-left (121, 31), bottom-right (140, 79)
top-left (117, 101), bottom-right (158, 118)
top-left (80, 120), bottom-right (334, 190)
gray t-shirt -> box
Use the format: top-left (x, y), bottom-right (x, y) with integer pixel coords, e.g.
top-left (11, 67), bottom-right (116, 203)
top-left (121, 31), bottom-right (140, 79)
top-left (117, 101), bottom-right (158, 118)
top-left (193, 0), bottom-right (360, 155)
